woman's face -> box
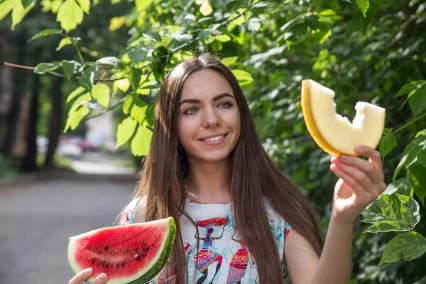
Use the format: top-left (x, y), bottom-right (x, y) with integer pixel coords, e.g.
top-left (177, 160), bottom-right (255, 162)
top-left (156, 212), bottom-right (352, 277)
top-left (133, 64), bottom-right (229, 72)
top-left (177, 69), bottom-right (241, 165)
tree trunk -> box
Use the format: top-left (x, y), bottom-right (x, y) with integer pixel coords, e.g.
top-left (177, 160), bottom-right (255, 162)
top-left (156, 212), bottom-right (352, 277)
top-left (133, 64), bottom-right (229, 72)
top-left (0, 29), bottom-right (14, 153)
top-left (1, 31), bottom-right (28, 156)
top-left (20, 76), bottom-right (40, 172)
top-left (43, 77), bottom-right (63, 169)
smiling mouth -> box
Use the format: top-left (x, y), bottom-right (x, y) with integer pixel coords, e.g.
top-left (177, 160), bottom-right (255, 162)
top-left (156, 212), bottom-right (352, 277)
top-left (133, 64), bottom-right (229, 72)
top-left (199, 134), bottom-right (228, 145)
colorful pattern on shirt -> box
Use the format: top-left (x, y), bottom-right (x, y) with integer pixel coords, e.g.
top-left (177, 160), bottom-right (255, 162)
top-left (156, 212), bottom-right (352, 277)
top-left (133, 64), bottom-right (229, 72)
top-left (119, 197), bottom-right (292, 283)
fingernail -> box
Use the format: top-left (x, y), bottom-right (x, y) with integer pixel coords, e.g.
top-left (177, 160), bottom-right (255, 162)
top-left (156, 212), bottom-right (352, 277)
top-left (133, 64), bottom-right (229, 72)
top-left (98, 273), bottom-right (107, 280)
top-left (339, 156), bottom-right (348, 162)
top-left (355, 145), bottom-right (366, 152)
top-left (85, 268), bottom-right (93, 274)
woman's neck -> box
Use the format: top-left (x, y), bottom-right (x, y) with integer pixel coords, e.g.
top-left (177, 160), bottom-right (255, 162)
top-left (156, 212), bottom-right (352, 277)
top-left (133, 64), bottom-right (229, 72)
top-left (185, 159), bottom-right (232, 204)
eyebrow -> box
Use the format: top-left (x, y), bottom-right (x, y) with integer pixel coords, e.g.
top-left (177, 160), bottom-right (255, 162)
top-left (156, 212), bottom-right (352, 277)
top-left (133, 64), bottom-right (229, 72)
top-left (179, 93), bottom-right (234, 106)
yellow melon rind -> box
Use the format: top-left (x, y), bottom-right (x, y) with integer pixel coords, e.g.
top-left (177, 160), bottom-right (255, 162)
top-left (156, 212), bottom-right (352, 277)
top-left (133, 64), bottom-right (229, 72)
top-left (301, 80), bottom-right (352, 157)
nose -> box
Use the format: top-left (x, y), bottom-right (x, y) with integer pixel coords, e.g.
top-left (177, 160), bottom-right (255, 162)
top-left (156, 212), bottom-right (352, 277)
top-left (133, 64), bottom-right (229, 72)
top-left (202, 107), bottom-right (221, 128)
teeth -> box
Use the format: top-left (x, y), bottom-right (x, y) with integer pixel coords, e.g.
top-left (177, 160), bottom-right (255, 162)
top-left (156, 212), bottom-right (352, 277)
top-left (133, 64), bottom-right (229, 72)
top-left (203, 135), bottom-right (224, 143)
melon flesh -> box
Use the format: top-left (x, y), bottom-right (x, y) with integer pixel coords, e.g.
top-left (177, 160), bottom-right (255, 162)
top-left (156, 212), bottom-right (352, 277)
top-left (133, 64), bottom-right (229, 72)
top-left (67, 217), bottom-right (176, 284)
top-left (301, 79), bottom-right (385, 156)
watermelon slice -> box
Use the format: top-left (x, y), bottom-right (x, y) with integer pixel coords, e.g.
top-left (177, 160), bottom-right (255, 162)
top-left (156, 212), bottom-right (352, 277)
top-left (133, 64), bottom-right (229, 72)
top-left (67, 217), bottom-right (176, 284)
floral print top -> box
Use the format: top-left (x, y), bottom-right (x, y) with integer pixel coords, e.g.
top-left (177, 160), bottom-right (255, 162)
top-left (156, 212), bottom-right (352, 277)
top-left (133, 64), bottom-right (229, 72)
top-left (119, 197), bottom-right (293, 283)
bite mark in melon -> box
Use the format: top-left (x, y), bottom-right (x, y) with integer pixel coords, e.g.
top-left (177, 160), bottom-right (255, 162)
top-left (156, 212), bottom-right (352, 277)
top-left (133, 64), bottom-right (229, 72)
top-left (301, 79), bottom-right (386, 156)
top-left (67, 217), bottom-right (176, 284)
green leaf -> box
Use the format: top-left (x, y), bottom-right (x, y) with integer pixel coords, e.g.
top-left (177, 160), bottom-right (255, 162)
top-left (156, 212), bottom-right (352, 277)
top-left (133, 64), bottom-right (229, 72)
top-left (0, 0), bottom-right (18, 22)
top-left (131, 125), bottom-right (152, 156)
top-left (394, 134), bottom-right (426, 180)
top-left (232, 69), bottom-right (254, 87)
top-left (362, 194), bottom-right (420, 233)
top-left (57, 0), bottom-right (84, 32)
top-left (408, 84), bottom-right (426, 117)
top-left (116, 117), bottom-right (137, 148)
top-left (227, 14), bottom-right (244, 32)
top-left (379, 128), bottom-right (397, 158)
top-left (62, 60), bottom-right (82, 78)
top-left (91, 83), bottom-right (110, 108)
top-left (221, 56), bottom-right (238, 67)
top-left (383, 179), bottom-right (412, 196)
top-left (29, 28), bottom-right (63, 42)
top-left (355, 0), bottom-right (369, 17)
top-left (56, 37), bottom-right (73, 51)
top-left (66, 86), bottom-right (86, 103)
top-left (130, 98), bottom-right (148, 125)
top-left (78, 65), bottom-right (97, 91)
top-left (215, 34), bottom-right (231, 43)
top-left (123, 94), bottom-right (134, 114)
top-left (380, 232), bottom-right (426, 265)
top-left (129, 68), bottom-right (142, 89)
top-left (76, 0), bottom-right (90, 14)
top-left (408, 164), bottom-right (426, 205)
top-left (11, 0), bottom-right (35, 29)
top-left (64, 106), bottom-right (90, 132)
top-left (396, 80), bottom-right (425, 97)
top-left (34, 62), bottom-right (62, 74)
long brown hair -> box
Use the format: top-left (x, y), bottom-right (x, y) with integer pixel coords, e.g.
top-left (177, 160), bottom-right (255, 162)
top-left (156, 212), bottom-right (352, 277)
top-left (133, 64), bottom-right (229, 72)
top-left (134, 54), bottom-right (323, 283)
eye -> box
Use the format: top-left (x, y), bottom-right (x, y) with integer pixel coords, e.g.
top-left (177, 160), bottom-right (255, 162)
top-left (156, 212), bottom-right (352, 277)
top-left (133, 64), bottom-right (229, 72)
top-left (182, 106), bottom-right (199, 115)
top-left (218, 101), bottom-right (233, 109)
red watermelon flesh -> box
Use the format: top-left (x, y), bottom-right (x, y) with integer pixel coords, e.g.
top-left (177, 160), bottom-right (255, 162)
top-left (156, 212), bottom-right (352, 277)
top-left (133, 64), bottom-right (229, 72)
top-left (67, 217), bottom-right (176, 284)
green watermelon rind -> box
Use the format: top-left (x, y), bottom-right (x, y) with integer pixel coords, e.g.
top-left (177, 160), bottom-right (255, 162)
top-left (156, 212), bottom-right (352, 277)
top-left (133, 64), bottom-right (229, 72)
top-left (67, 217), bottom-right (176, 284)
top-left (127, 217), bottom-right (176, 284)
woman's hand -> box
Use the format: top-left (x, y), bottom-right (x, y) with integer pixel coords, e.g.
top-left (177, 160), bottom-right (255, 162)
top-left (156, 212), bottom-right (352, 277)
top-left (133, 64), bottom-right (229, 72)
top-left (330, 145), bottom-right (386, 226)
top-left (68, 268), bottom-right (108, 284)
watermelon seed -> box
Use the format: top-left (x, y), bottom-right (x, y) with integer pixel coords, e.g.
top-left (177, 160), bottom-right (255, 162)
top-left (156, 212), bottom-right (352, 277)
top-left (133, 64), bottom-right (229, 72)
top-left (121, 261), bottom-right (126, 267)
top-left (104, 246), bottom-right (109, 251)
top-left (135, 254), bottom-right (141, 260)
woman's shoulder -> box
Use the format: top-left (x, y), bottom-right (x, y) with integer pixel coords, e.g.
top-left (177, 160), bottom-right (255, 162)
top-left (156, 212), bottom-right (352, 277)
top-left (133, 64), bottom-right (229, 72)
top-left (118, 196), bottom-right (147, 225)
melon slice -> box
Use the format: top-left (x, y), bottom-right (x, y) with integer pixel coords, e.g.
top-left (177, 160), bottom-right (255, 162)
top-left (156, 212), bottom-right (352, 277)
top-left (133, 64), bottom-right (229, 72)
top-left (67, 217), bottom-right (176, 284)
top-left (301, 79), bottom-right (385, 156)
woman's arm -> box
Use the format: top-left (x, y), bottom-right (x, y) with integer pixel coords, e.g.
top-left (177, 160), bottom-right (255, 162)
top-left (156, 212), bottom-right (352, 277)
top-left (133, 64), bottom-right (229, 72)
top-left (286, 146), bottom-right (386, 284)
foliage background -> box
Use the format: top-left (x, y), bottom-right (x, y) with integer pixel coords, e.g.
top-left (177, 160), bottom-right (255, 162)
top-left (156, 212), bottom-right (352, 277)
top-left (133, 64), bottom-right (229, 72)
top-left (0, 0), bottom-right (425, 282)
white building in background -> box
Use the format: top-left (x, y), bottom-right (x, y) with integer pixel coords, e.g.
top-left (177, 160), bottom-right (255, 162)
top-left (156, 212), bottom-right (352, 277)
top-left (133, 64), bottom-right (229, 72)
top-left (85, 110), bottom-right (115, 151)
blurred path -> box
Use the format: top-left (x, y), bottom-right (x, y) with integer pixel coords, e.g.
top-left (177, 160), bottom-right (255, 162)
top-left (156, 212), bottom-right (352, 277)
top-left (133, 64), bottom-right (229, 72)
top-left (0, 173), bottom-right (136, 284)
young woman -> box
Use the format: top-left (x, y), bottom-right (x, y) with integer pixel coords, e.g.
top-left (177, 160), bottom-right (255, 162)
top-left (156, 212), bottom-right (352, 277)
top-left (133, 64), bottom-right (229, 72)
top-left (69, 54), bottom-right (386, 284)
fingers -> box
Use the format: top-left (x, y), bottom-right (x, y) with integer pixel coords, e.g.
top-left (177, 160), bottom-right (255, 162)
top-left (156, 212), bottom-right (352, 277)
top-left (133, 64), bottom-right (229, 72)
top-left (93, 273), bottom-right (108, 284)
top-left (331, 158), bottom-right (376, 193)
top-left (330, 163), bottom-right (376, 202)
top-left (354, 145), bottom-right (383, 175)
top-left (68, 268), bottom-right (107, 284)
top-left (330, 153), bottom-right (386, 201)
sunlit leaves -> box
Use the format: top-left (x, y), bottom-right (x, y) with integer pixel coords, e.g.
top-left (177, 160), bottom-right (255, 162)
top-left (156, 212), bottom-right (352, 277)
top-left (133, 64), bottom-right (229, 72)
top-left (380, 232), bottom-right (426, 265)
top-left (231, 69), bottom-right (253, 87)
top-left (91, 83), bottom-right (110, 108)
top-left (11, 0), bottom-right (36, 30)
top-left (64, 92), bottom-right (92, 131)
top-left (195, 0), bottom-right (212, 16)
top-left (362, 193), bottom-right (420, 233)
top-left (66, 86), bottom-right (86, 103)
top-left (0, 0), bottom-right (35, 30)
top-left (221, 56), bottom-right (238, 67)
top-left (131, 125), bottom-right (152, 156)
top-left (355, 0), bottom-right (370, 17)
top-left (116, 117), bottom-right (137, 148)
top-left (57, 0), bottom-right (84, 32)
top-left (0, 0), bottom-right (18, 22)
